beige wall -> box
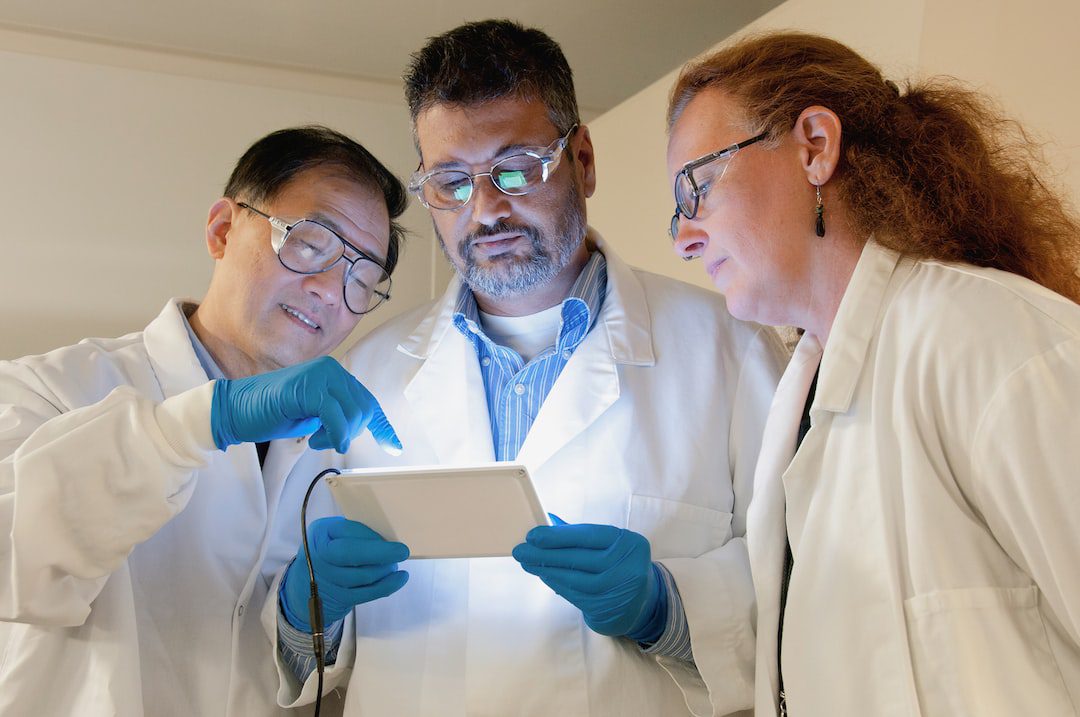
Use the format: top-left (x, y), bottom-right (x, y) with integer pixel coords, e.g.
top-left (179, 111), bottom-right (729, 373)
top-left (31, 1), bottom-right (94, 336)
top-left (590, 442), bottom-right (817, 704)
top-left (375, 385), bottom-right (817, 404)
top-left (587, 0), bottom-right (1080, 290)
top-left (916, 0), bottom-right (1080, 207)
top-left (4, 2), bottom-right (1076, 359)
top-left (0, 27), bottom-right (445, 360)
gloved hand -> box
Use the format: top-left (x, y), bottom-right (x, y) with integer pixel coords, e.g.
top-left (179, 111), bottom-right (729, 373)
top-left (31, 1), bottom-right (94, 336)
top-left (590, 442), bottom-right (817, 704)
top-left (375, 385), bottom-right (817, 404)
top-left (512, 520), bottom-right (668, 642)
top-left (281, 516), bottom-right (410, 632)
top-left (210, 355), bottom-right (401, 454)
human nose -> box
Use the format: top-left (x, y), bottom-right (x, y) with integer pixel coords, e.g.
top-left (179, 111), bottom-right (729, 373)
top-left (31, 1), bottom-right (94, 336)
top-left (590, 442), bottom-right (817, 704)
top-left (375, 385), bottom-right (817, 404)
top-left (671, 214), bottom-right (707, 261)
top-left (300, 262), bottom-right (346, 307)
top-left (469, 173), bottom-right (513, 225)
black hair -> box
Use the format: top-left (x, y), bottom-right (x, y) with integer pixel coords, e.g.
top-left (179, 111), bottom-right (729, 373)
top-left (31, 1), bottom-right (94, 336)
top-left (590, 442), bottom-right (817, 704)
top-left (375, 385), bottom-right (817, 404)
top-left (224, 125), bottom-right (407, 274)
top-left (404, 19), bottom-right (579, 137)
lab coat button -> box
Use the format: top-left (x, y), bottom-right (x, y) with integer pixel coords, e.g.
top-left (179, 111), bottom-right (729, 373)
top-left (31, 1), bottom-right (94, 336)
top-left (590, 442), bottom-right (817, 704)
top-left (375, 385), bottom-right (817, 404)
top-left (237, 604), bottom-right (245, 617)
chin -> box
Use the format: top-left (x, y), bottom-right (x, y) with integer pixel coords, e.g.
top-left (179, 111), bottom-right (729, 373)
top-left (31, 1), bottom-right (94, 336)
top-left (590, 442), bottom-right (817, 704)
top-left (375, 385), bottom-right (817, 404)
top-left (721, 293), bottom-right (763, 326)
top-left (267, 346), bottom-right (322, 371)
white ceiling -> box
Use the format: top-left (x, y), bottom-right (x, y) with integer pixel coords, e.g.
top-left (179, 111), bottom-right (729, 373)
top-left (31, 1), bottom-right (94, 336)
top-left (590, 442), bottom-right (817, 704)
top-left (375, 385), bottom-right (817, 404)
top-left (0, 0), bottom-right (781, 115)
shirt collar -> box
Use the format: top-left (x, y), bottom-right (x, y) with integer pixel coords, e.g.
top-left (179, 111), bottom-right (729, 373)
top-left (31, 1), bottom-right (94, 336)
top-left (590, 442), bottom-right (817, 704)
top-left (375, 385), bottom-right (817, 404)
top-left (451, 250), bottom-right (607, 352)
top-left (179, 301), bottom-right (227, 380)
top-left (397, 228), bottom-right (654, 366)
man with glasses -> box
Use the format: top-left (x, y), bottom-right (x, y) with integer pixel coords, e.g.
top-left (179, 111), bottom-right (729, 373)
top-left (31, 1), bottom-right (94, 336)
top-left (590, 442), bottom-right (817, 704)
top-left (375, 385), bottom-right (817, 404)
top-left (272, 21), bottom-right (789, 717)
top-left (0, 125), bottom-right (404, 716)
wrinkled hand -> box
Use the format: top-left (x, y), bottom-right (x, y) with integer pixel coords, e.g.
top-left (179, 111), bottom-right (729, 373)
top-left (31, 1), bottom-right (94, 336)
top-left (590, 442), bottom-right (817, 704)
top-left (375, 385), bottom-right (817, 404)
top-left (512, 521), bottom-right (665, 640)
top-left (210, 355), bottom-right (401, 454)
top-left (281, 517), bottom-right (410, 632)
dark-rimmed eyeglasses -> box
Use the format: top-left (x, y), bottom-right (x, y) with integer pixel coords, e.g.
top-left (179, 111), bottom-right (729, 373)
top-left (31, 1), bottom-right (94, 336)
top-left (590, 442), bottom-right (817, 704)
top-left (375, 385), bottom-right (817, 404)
top-left (238, 202), bottom-right (391, 315)
top-left (408, 125), bottom-right (578, 211)
top-left (669, 131), bottom-right (767, 240)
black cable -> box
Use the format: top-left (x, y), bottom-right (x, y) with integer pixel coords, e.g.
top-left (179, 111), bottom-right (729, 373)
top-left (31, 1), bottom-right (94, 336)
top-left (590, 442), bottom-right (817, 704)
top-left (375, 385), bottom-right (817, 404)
top-left (301, 468), bottom-right (340, 717)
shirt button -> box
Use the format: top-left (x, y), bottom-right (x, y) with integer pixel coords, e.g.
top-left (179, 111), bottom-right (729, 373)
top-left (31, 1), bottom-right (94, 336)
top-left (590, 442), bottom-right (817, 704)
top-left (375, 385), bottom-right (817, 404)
top-left (481, 357), bottom-right (492, 367)
top-left (514, 384), bottom-right (526, 395)
top-left (561, 349), bottom-right (572, 360)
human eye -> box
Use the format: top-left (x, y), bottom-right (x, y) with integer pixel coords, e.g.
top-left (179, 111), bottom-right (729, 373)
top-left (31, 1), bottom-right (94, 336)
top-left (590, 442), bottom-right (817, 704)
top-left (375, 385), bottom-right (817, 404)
top-left (348, 272), bottom-right (371, 292)
top-left (348, 260), bottom-right (388, 295)
top-left (285, 223), bottom-right (337, 264)
top-left (294, 240), bottom-right (318, 259)
top-left (430, 172), bottom-right (473, 203)
top-left (493, 155), bottom-right (542, 192)
top-left (693, 160), bottom-right (730, 194)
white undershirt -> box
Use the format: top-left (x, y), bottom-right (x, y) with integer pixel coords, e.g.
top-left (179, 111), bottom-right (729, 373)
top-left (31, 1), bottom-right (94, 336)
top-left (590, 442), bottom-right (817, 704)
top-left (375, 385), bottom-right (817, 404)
top-left (479, 304), bottom-right (564, 363)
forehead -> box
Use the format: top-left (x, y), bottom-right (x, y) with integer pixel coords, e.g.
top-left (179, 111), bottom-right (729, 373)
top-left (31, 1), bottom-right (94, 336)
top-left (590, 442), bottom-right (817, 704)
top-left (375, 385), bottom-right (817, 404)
top-left (415, 96), bottom-right (559, 167)
top-left (667, 88), bottom-right (747, 169)
top-left (269, 166), bottom-right (391, 256)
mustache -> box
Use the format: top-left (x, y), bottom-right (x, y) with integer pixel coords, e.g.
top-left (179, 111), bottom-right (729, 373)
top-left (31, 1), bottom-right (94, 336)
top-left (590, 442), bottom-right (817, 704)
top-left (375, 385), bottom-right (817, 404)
top-left (462, 221), bottom-right (541, 250)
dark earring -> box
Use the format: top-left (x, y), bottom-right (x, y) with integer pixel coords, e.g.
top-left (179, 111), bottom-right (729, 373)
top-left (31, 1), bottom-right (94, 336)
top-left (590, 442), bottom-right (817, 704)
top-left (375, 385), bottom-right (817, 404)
top-left (814, 184), bottom-right (826, 237)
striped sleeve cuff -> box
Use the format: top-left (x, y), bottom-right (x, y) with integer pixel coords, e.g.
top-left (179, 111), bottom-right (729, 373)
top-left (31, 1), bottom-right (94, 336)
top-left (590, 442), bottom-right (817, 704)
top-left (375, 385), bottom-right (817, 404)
top-left (277, 602), bottom-right (344, 683)
top-left (638, 562), bottom-right (695, 662)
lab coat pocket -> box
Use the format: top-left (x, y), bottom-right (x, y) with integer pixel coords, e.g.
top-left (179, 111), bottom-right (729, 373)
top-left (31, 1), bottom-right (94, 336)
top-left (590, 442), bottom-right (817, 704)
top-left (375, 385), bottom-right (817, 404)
top-left (903, 586), bottom-right (1072, 717)
top-left (627, 494), bottom-right (733, 560)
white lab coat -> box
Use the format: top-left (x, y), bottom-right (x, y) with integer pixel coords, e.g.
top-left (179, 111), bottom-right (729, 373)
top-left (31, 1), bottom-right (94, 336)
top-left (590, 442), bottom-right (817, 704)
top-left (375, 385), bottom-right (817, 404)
top-left (748, 240), bottom-right (1080, 715)
top-left (267, 235), bottom-right (790, 716)
top-left (0, 300), bottom-right (332, 716)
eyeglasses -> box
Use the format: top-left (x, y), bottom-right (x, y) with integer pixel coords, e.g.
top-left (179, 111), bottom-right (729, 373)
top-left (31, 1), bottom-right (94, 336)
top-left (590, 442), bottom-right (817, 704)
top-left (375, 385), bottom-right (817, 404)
top-left (237, 202), bottom-right (391, 315)
top-left (669, 131), bottom-right (767, 240)
top-left (408, 125), bottom-right (578, 211)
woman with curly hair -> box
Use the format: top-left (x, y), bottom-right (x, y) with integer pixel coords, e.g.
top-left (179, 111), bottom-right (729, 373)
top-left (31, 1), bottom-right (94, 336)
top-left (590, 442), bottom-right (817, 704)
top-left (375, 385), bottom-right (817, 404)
top-left (666, 31), bottom-right (1080, 716)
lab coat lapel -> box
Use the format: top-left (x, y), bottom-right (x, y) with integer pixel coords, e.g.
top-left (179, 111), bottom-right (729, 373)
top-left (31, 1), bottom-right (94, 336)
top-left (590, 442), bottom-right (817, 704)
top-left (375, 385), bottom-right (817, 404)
top-left (145, 300), bottom-right (269, 526)
top-left (746, 334), bottom-right (822, 711)
top-left (261, 437), bottom-right (309, 513)
top-left (813, 240), bottom-right (907, 415)
top-left (781, 242), bottom-right (909, 537)
top-left (516, 240), bottom-right (654, 474)
top-left (401, 279), bottom-right (496, 464)
top-left (514, 321), bottom-right (619, 473)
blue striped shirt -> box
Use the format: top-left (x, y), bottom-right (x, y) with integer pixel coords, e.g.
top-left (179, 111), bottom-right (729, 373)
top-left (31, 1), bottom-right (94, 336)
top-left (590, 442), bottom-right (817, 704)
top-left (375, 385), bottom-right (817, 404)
top-left (451, 251), bottom-right (607, 461)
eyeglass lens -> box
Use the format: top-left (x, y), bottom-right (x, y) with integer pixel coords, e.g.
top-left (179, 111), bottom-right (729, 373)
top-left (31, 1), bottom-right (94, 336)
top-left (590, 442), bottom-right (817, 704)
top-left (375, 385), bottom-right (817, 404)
top-left (277, 221), bottom-right (390, 314)
top-left (420, 153), bottom-right (551, 210)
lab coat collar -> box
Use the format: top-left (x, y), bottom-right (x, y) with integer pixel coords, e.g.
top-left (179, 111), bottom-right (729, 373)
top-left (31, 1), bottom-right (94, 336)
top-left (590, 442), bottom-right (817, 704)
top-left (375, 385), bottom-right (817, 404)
top-left (143, 299), bottom-right (215, 395)
top-left (592, 229), bottom-right (656, 367)
top-left (398, 228), bottom-right (655, 367)
top-left (814, 241), bottom-right (910, 415)
top-left (397, 228), bottom-right (655, 468)
top-left (145, 300), bottom-right (308, 514)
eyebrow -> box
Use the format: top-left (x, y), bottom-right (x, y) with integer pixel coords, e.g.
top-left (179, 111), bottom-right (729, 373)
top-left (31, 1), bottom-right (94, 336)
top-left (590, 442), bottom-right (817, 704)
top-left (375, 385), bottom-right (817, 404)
top-left (426, 141), bottom-right (543, 172)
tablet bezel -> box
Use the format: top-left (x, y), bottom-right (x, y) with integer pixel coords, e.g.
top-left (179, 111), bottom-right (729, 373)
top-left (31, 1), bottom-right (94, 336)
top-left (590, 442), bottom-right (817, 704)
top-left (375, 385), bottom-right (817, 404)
top-left (324, 463), bottom-right (549, 559)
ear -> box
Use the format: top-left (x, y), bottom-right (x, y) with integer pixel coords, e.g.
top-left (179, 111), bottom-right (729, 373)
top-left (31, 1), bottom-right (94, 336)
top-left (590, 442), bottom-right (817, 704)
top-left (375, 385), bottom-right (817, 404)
top-left (205, 198), bottom-right (236, 260)
top-left (792, 106), bottom-right (842, 187)
top-left (572, 125), bottom-right (597, 198)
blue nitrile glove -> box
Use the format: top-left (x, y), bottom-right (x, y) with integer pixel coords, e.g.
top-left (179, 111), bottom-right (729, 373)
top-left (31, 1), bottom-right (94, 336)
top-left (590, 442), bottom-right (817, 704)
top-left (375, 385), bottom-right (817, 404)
top-left (512, 520), bottom-right (668, 642)
top-left (280, 516), bottom-right (410, 632)
top-left (210, 355), bottom-right (401, 454)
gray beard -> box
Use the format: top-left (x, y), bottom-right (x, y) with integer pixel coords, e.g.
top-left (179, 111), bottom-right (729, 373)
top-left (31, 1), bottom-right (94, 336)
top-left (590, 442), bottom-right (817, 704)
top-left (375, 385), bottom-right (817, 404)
top-left (435, 183), bottom-right (587, 298)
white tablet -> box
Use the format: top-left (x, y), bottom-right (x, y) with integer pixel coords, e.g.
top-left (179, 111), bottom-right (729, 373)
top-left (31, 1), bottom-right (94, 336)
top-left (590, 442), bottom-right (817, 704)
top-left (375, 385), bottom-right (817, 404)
top-left (324, 463), bottom-right (550, 559)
